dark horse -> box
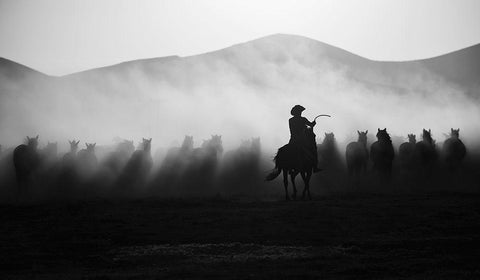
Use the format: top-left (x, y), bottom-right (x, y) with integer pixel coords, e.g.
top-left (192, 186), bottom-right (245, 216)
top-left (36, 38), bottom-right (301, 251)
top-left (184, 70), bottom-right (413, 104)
top-left (266, 127), bottom-right (316, 200)
top-left (442, 128), bottom-right (466, 172)
top-left (117, 138), bottom-right (153, 194)
top-left (13, 135), bottom-right (40, 197)
top-left (415, 129), bottom-right (438, 179)
top-left (370, 128), bottom-right (395, 184)
top-left (399, 134), bottom-right (416, 169)
top-left (346, 130), bottom-right (369, 183)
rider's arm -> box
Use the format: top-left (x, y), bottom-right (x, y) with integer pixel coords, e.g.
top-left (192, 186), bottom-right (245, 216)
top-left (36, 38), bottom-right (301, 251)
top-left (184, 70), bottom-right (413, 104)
top-left (303, 117), bottom-right (316, 127)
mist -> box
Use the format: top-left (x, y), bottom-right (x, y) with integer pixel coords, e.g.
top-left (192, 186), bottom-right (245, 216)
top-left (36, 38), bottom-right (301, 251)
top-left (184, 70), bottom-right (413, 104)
top-left (1, 34), bottom-right (480, 162)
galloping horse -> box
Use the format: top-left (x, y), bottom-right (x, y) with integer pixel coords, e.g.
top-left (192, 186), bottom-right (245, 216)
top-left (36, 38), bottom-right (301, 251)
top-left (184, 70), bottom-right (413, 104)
top-left (13, 135), bottom-right (40, 196)
top-left (442, 128), bottom-right (466, 172)
top-left (266, 127), bottom-right (316, 200)
top-left (415, 129), bottom-right (438, 179)
top-left (346, 130), bottom-right (369, 182)
top-left (63, 140), bottom-right (80, 166)
top-left (118, 138), bottom-right (153, 192)
top-left (370, 128), bottom-right (395, 184)
top-left (318, 132), bottom-right (341, 168)
top-left (77, 143), bottom-right (98, 178)
top-left (399, 134), bottom-right (416, 169)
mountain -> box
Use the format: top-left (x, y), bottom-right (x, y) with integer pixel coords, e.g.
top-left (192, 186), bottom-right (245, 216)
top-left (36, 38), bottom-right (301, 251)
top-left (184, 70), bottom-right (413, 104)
top-left (60, 34), bottom-right (480, 96)
top-left (0, 34), bottom-right (479, 148)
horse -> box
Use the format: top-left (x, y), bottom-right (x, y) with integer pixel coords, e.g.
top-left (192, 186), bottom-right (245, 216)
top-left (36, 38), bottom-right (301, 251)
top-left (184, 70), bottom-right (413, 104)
top-left (345, 130), bottom-right (369, 183)
top-left (13, 135), bottom-right (40, 196)
top-left (163, 135), bottom-right (194, 170)
top-left (399, 134), bottom-right (416, 169)
top-left (77, 143), bottom-right (98, 179)
top-left (220, 137), bottom-right (262, 194)
top-left (151, 136), bottom-right (195, 195)
top-left (442, 128), bottom-right (466, 172)
top-left (40, 142), bottom-right (58, 165)
top-left (266, 127), bottom-right (316, 200)
top-left (318, 132), bottom-right (342, 168)
top-left (56, 140), bottom-right (81, 196)
top-left (415, 129), bottom-right (438, 179)
top-left (102, 139), bottom-right (135, 177)
top-left (370, 128), bottom-right (395, 185)
top-left (184, 135), bottom-right (223, 194)
top-left (117, 138), bottom-right (153, 194)
top-left (63, 140), bottom-right (80, 166)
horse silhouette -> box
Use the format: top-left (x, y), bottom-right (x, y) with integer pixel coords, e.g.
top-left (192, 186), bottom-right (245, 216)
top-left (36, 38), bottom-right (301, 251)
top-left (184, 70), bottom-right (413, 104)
top-left (346, 130), bottom-right (369, 183)
top-left (40, 142), bottom-right (58, 165)
top-left (370, 128), bottom-right (395, 185)
top-left (399, 134), bottom-right (416, 168)
top-left (57, 140), bottom-right (81, 196)
top-left (266, 127), bottom-right (316, 200)
top-left (415, 129), bottom-right (438, 179)
top-left (77, 143), bottom-right (98, 179)
top-left (318, 132), bottom-right (342, 168)
top-left (220, 137), bottom-right (262, 194)
top-left (183, 135), bottom-right (223, 194)
top-left (103, 139), bottom-right (135, 177)
top-left (442, 128), bottom-right (466, 172)
top-left (63, 140), bottom-right (80, 166)
top-left (163, 135), bottom-right (194, 171)
top-left (117, 138), bottom-right (153, 194)
top-left (37, 142), bottom-right (60, 189)
top-left (13, 135), bottom-right (40, 196)
top-left (154, 135), bottom-right (195, 193)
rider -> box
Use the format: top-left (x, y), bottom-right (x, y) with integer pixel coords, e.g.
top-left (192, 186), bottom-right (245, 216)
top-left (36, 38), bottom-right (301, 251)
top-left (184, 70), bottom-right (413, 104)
top-left (289, 105), bottom-right (321, 173)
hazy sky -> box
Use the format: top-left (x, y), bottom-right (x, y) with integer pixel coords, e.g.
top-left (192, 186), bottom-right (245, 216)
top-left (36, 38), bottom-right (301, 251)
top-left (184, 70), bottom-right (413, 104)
top-left (1, 0), bottom-right (479, 76)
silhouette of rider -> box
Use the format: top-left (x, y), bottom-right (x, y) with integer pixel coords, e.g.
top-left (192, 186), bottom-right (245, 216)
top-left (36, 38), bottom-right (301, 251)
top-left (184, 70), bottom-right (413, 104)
top-left (289, 105), bottom-right (321, 172)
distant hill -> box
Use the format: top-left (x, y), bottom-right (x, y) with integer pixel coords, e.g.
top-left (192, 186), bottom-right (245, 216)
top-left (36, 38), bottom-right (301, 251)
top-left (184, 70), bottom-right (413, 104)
top-left (0, 57), bottom-right (48, 82)
top-left (0, 34), bottom-right (479, 148)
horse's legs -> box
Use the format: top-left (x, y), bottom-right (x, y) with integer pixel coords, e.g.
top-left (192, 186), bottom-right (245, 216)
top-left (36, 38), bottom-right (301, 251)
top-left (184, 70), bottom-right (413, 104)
top-left (282, 169), bottom-right (290, 201)
top-left (300, 172), bottom-right (307, 200)
top-left (301, 171), bottom-right (312, 200)
top-left (290, 172), bottom-right (298, 200)
top-left (307, 171), bottom-right (312, 200)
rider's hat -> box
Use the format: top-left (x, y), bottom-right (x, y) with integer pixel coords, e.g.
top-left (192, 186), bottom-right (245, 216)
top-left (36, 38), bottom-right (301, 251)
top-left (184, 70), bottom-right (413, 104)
top-left (290, 105), bottom-right (305, 116)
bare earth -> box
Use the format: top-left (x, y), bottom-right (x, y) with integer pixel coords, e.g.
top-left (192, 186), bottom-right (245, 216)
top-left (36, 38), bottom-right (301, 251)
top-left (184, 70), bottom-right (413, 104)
top-left (1, 192), bottom-right (479, 279)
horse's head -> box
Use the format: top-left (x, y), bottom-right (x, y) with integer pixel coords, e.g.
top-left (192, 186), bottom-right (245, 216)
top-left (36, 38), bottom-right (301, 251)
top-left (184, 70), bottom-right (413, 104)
top-left (118, 140), bottom-right (135, 153)
top-left (323, 132), bottom-right (335, 144)
top-left (142, 138), bottom-right (152, 152)
top-left (251, 137), bottom-right (261, 152)
top-left (450, 128), bottom-right (460, 139)
top-left (207, 135), bottom-right (223, 154)
top-left (26, 135), bottom-right (39, 150)
top-left (376, 128), bottom-right (391, 143)
top-left (407, 134), bottom-right (416, 144)
top-left (357, 130), bottom-right (368, 144)
top-left (69, 140), bottom-right (80, 152)
top-left (181, 135), bottom-right (194, 151)
top-left (85, 143), bottom-right (96, 153)
top-left (45, 142), bottom-right (58, 155)
top-left (422, 129), bottom-right (433, 143)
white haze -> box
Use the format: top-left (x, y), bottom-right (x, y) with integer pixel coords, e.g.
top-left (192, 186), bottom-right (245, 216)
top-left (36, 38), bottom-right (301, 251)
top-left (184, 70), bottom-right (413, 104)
top-left (0, 34), bottom-right (479, 155)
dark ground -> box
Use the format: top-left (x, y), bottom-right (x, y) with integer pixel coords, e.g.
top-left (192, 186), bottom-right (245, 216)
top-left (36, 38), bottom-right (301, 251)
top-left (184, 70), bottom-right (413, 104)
top-left (1, 192), bottom-right (480, 279)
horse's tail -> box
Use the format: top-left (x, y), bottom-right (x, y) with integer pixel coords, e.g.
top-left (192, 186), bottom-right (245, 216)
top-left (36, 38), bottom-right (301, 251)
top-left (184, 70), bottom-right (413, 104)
top-left (265, 168), bottom-right (281, 181)
top-left (265, 151), bottom-right (281, 181)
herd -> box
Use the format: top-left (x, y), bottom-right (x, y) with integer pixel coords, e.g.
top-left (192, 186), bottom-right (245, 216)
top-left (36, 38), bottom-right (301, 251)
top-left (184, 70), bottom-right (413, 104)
top-left (343, 128), bottom-right (466, 185)
top-left (0, 127), bottom-right (470, 201)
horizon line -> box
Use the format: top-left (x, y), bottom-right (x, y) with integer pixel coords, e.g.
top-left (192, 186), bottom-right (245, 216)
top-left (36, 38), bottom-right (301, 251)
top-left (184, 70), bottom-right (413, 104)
top-left (2, 33), bottom-right (479, 77)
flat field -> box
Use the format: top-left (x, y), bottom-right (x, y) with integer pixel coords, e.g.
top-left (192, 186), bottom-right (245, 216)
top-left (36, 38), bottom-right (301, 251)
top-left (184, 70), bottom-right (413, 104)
top-left (1, 192), bottom-right (479, 279)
